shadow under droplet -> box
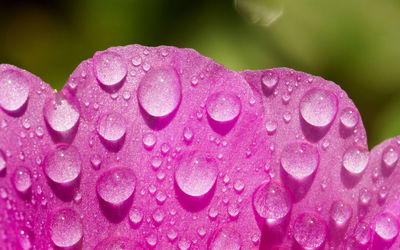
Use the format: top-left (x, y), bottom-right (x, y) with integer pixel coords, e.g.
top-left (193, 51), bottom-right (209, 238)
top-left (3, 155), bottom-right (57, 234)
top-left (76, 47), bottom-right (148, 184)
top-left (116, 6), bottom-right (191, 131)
top-left (98, 77), bottom-right (126, 94)
top-left (47, 176), bottom-right (81, 202)
top-left (300, 117), bottom-right (331, 143)
top-left (98, 195), bottom-right (133, 223)
top-left (45, 120), bottom-right (79, 145)
top-left (327, 219), bottom-right (351, 247)
top-left (2, 98), bottom-right (28, 117)
top-left (174, 181), bottom-right (215, 212)
top-left (280, 167), bottom-right (314, 202)
top-left (259, 215), bottom-right (290, 249)
top-left (206, 116), bottom-right (238, 136)
top-left (339, 123), bottom-right (354, 138)
top-left (99, 134), bottom-right (126, 152)
top-left (340, 167), bottom-right (362, 189)
top-left (261, 84), bottom-right (276, 97)
top-left (139, 105), bottom-right (177, 130)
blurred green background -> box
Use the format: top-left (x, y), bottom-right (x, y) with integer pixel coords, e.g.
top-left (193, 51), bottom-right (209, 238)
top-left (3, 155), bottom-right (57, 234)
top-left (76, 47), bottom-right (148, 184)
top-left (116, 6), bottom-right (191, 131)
top-left (0, 0), bottom-right (399, 147)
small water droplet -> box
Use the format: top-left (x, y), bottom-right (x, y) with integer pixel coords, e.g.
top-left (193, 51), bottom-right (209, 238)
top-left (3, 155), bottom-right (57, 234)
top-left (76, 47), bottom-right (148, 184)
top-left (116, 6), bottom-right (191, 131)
top-left (208, 207), bottom-right (219, 220)
top-left (373, 212), bottom-right (399, 241)
top-left (145, 233), bottom-right (158, 247)
top-left (155, 190), bottom-right (167, 204)
top-left (0, 69), bottom-right (29, 113)
top-left (12, 166), bottom-right (32, 194)
top-left (280, 142), bottom-right (319, 180)
top-left (138, 67), bottom-right (181, 118)
top-left (151, 156), bottom-right (162, 170)
top-left (197, 227), bottom-right (206, 238)
top-left (265, 120), bottom-right (277, 135)
top-left (152, 208), bottom-right (164, 225)
top-left (44, 145), bottom-right (81, 186)
top-left (129, 207), bottom-right (143, 227)
top-left (183, 127), bottom-right (194, 143)
top-left (340, 107), bottom-right (359, 130)
top-left (209, 228), bottom-right (242, 250)
top-left (131, 56), bottom-right (142, 67)
top-left (354, 222), bottom-right (371, 246)
top-left (96, 167), bottom-right (136, 206)
top-left (382, 146), bottom-right (399, 169)
top-left (175, 151), bottom-right (218, 197)
top-left (300, 88), bottom-right (338, 128)
top-left (261, 69), bottom-right (279, 91)
top-left (343, 147), bottom-right (369, 175)
top-left (329, 200), bottom-right (352, 228)
top-left (49, 208), bottom-right (82, 248)
top-left (206, 92), bottom-right (241, 124)
top-left (228, 204), bottom-right (240, 219)
top-left (293, 213), bottom-right (327, 249)
top-left (90, 154), bottom-right (102, 170)
top-left (142, 133), bottom-right (156, 150)
top-left (35, 126), bottom-right (44, 138)
top-left (233, 179), bottom-right (245, 193)
top-left (94, 51), bottom-right (127, 88)
top-left (359, 188), bottom-right (372, 206)
top-left (167, 229), bottom-right (177, 241)
top-left (178, 239), bottom-right (191, 250)
top-left (253, 182), bottom-right (292, 225)
top-left (283, 112), bottom-right (291, 123)
top-left (97, 113), bottom-right (126, 144)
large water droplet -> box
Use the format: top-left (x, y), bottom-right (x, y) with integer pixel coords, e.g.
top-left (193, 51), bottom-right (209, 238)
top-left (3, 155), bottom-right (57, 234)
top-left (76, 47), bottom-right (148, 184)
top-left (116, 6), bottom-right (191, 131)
top-left (43, 94), bottom-right (80, 140)
top-left (206, 92), bottom-right (241, 124)
top-left (96, 167), bottom-right (136, 206)
top-left (300, 88), bottom-right (338, 128)
top-left (0, 69), bottom-right (29, 113)
top-left (253, 182), bottom-right (292, 225)
top-left (208, 228), bottom-right (242, 250)
top-left (12, 166), bottom-right (32, 194)
top-left (373, 212), bottom-right (399, 241)
top-left (343, 147), bottom-right (369, 175)
top-left (44, 145), bottom-right (81, 186)
top-left (97, 113), bottom-right (126, 144)
top-left (261, 69), bottom-right (279, 91)
top-left (138, 67), bottom-right (181, 118)
top-left (0, 149), bottom-right (6, 173)
top-left (49, 208), bottom-right (82, 248)
top-left (175, 151), bottom-right (218, 197)
top-left (280, 142), bottom-right (319, 180)
top-left (293, 213), bottom-right (327, 249)
top-left (329, 200), bottom-right (352, 228)
top-left (340, 107), bottom-right (359, 130)
top-left (93, 51), bottom-right (127, 88)
top-left (382, 146), bottom-right (399, 169)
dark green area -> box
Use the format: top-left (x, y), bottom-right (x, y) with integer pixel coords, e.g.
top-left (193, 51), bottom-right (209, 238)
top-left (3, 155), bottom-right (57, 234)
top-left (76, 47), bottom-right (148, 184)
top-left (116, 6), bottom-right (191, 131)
top-left (0, 0), bottom-right (399, 147)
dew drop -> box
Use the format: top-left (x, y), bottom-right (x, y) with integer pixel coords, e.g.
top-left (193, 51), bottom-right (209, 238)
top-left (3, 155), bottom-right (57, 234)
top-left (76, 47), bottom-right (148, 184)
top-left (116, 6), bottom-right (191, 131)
top-left (178, 239), bottom-right (191, 250)
top-left (96, 113), bottom-right (126, 144)
top-left (138, 67), bottom-right (181, 118)
top-left (329, 200), bottom-right (352, 228)
top-left (293, 213), bottom-right (327, 249)
top-left (280, 142), bottom-right (319, 180)
top-left (49, 208), bottom-right (82, 248)
top-left (373, 212), bottom-right (399, 241)
top-left (233, 179), bottom-right (245, 193)
top-left (209, 228), bottom-right (242, 250)
top-left (43, 94), bottom-right (80, 139)
top-left (206, 92), bottom-right (241, 124)
top-left (359, 188), bottom-right (372, 206)
top-left (155, 190), bottom-right (166, 204)
top-left (228, 204), bottom-right (240, 219)
top-left (145, 233), bottom-right (158, 247)
top-left (300, 88), bottom-right (338, 128)
top-left (152, 208), bottom-right (164, 225)
top-left (131, 56), bottom-right (142, 67)
top-left (261, 69), bottom-right (278, 91)
top-left (354, 222), bottom-right (371, 245)
top-left (265, 120), bottom-right (277, 135)
top-left (378, 185), bottom-right (389, 200)
top-left (0, 69), bottom-right (29, 113)
top-left (90, 154), bottom-right (102, 170)
top-left (96, 167), bottom-right (136, 206)
top-left (208, 207), bottom-right (219, 220)
top-left (183, 127), bottom-right (194, 143)
top-left (167, 229), bottom-right (178, 241)
top-left (44, 145), bottom-right (81, 186)
top-left (12, 166), bottom-right (32, 194)
top-left (343, 147), bottom-right (369, 175)
top-left (93, 51), bottom-right (127, 88)
top-left (340, 107), bottom-right (359, 130)
top-left (253, 182), bottom-right (292, 225)
top-left (175, 151), bottom-right (218, 197)
top-left (142, 133), bottom-right (156, 150)
top-left (382, 146), bottom-right (399, 169)
top-left (129, 207), bottom-right (143, 227)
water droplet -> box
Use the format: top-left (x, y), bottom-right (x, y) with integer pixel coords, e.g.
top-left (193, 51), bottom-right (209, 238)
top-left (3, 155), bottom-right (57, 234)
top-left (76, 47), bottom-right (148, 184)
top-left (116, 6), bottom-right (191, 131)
top-left (265, 120), bottom-right (277, 135)
top-left (145, 233), bottom-right (158, 247)
top-left (49, 208), bottom-right (82, 248)
top-left (167, 229), bottom-right (177, 241)
top-left (155, 190), bottom-right (167, 204)
top-left (382, 146), bottom-right (399, 169)
top-left (359, 188), bottom-right (372, 206)
top-left (175, 151), bottom-right (218, 197)
top-left (280, 142), bottom-right (319, 180)
top-left (343, 147), bottom-right (369, 175)
top-left (293, 213), bottom-right (327, 249)
top-left (96, 167), bottom-right (136, 206)
top-left (183, 127), bottom-right (194, 143)
top-left (340, 107), bottom-right (359, 130)
top-left (208, 207), bottom-right (219, 220)
top-left (90, 154), bottom-right (102, 170)
top-left (233, 179), bottom-right (245, 193)
top-left (97, 113), bottom-right (126, 144)
top-left (43, 94), bottom-right (80, 139)
top-left (94, 237), bottom-right (135, 250)
top-left (206, 92), bottom-right (241, 124)
top-left (12, 166), bottom-right (32, 194)
top-left (44, 145), bottom-right (81, 186)
top-left (209, 228), bottom-right (242, 250)
top-left (354, 222), bottom-right (371, 245)
top-left (0, 69), bottom-right (29, 113)
top-left (283, 112), bottom-right (291, 123)
top-left (138, 67), bottom-right (181, 118)
top-left (261, 69), bottom-right (279, 91)
top-left (129, 207), bottom-right (143, 227)
top-left (0, 149), bottom-right (6, 173)
top-left (178, 239), bottom-right (191, 250)
top-left (253, 182), bottom-right (292, 225)
top-left (152, 208), bottom-right (164, 225)
top-left (300, 88), bottom-right (338, 128)
top-left (329, 200), bottom-right (352, 228)
top-left (94, 51), bottom-right (127, 88)
top-left (35, 126), bottom-right (44, 138)
top-left (142, 133), bottom-right (156, 150)
top-left (228, 204), bottom-right (240, 219)
top-left (197, 227), bottom-right (206, 238)
top-left (373, 212), bottom-right (399, 241)
top-left (378, 185), bottom-right (389, 200)
top-left (131, 56), bottom-right (142, 67)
